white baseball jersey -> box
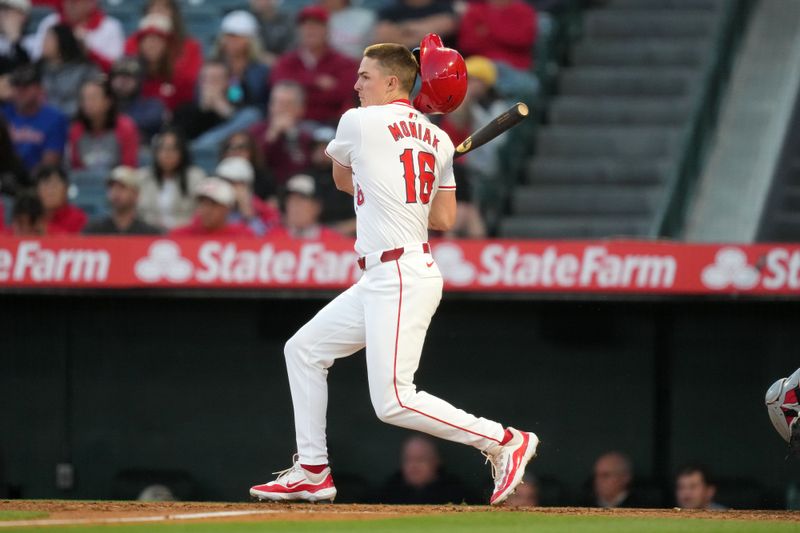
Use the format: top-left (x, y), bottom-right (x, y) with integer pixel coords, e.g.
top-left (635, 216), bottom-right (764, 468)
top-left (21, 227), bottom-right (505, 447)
top-left (326, 99), bottom-right (456, 256)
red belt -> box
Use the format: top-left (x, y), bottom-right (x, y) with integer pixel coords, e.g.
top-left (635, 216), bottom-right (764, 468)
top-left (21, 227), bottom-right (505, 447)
top-left (358, 242), bottom-right (431, 271)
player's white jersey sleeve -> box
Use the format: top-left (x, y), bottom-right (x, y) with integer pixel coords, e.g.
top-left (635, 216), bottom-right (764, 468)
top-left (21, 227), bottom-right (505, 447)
top-left (325, 108), bottom-right (362, 168)
top-left (439, 159), bottom-right (456, 192)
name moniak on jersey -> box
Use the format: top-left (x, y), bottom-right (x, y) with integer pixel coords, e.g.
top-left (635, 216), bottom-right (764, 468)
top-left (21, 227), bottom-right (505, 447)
top-left (387, 120), bottom-right (440, 151)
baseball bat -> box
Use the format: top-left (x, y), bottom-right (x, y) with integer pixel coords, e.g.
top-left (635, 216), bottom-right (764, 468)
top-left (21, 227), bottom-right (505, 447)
top-left (453, 102), bottom-right (529, 159)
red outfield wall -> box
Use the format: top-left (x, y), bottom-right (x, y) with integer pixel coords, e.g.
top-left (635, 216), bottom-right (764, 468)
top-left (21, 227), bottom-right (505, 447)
top-left (0, 237), bottom-right (799, 295)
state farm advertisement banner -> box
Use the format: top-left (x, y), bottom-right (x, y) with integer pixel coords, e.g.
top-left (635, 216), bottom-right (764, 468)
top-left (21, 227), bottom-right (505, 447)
top-left (1, 237), bottom-right (800, 295)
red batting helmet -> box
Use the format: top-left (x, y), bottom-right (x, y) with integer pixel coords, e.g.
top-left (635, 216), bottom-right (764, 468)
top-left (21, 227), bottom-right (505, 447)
top-left (412, 34), bottom-right (467, 114)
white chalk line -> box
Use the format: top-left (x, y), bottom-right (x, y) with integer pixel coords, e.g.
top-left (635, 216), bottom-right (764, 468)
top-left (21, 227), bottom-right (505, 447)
top-left (0, 509), bottom-right (285, 528)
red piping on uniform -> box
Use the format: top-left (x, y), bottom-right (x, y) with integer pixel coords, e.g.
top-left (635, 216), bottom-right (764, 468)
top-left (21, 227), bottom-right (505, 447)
top-left (392, 260), bottom-right (501, 444)
top-left (324, 148), bottom-right (351, 169)
top-left (390, 99), bottom-right (415, 109)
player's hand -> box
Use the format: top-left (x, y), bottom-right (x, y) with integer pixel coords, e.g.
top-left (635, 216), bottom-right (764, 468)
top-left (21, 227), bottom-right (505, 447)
top-left (265, 113), bottom-right (295, 141)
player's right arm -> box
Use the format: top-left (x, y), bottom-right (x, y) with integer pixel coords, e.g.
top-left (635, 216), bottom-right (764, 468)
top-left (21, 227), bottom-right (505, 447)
top-left (429, 148), bottom-right (458, 230)
top-left (326, 109), bottom-right (361, 197)
top-left (332, 160), bottom-right (354, 196)
top-left (429, 189), bottom-right (456, 231)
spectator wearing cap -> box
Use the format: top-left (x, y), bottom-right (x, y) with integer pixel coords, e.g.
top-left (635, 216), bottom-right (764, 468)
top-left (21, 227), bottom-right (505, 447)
top-left (123, 0), bottom-right (203, 104)
top-left (109, 57), bottom-right (166, 142)
top-left (266, 173), bottom-right (341, 240)
top-left (215, 156), bottom-right (279, 237)
top-left (675, 465), bottom-right (727, 510)
top-left (1, 63), bottom-right (69, 170)
top-left (219, 130), bottom-right (276, 202)
top-left (374, 0), bottom-right (457, 50)
top-left (137, 127), bottom-right (205, 231)
top-left (170, 176), bottom-right (255, 237)
top-left (133, 13), bottom-right (196, 112)
top-left (68, 76), bottom-right (139, 171)
top-left (0, 0), bottom-right (33, 77)
top-left (211, 10), bottom-right (269, 111)
top-left (320, 0), bottom-right (376, 61)
top-left (39, 23), bottom-right (99, 117)
top-left (458, 0), bottom-right (537, 72)
top-left (83, 166), bottom-right (161, 235)
top-left (8, 190), bottom-right (45, 235)
top-left (250, 80), bottom-right (315, 187)
top-left (441, 56), bottom-right (509, 180)
top-left (270, 5), bottom-right (358, 125)
top-left (34, 164), bottom-right (87, 234)
top-left (307, 125), bottom-right (355, 236)
top-left (249, 0), bottom-right (296, 67)
top-left (31, 0), bottom-right (124, 72)
top-left (174, 59), bottom-right (263, 151)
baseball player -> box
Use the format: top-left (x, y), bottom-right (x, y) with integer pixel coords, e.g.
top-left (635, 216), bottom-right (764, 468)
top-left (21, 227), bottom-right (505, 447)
top-left (249, 35), bottom-right (538, 505)
top-left (766, 368), bottom-right (800, 456)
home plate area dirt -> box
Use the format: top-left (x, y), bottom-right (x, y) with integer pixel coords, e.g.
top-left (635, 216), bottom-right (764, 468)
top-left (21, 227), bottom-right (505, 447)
top-left (0, 500), bottom-right (798, 527)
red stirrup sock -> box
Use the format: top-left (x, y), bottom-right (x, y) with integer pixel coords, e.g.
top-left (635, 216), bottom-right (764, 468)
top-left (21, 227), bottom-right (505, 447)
top-left (500, 429), bottom-right (514, 446)
top-left (301, 464), bottom-right (328, 474)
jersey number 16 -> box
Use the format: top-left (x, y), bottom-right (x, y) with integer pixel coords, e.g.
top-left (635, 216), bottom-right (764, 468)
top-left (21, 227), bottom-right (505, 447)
top-left (400, 149), bottom-right (436, 205)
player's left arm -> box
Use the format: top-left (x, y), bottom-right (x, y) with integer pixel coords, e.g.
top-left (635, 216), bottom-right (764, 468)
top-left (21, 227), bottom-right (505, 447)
top-left (429, 190), bottom-right (456, 231)
top-left (332, 160), bottom-right (354, 196)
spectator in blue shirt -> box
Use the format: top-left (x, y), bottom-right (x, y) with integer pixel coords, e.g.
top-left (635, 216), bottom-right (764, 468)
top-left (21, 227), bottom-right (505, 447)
top-left (1, 63), bottom-right (68, 170)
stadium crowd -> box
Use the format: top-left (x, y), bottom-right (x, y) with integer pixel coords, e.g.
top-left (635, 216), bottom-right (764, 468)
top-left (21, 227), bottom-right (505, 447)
top-left (0, 0), bottom-right (552, 239)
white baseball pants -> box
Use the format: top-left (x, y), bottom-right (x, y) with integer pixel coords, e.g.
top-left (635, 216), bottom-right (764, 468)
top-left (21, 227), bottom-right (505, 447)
top-left (284, 244), bottom-right (505, 465)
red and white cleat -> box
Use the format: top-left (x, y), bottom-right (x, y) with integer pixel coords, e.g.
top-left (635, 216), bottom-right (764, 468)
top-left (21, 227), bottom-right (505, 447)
top-left (250, 456), bottom-right (337, 502)
top-left (484, 427), bottom-right (539, 505)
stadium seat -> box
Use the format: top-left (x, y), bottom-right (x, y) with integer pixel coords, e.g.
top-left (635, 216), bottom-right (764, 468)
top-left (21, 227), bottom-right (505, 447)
top-left (527, 157), bottom-right (672, 185)
top-left (104, 4), bottom-right (143, 36)
top-left (559, 68), bottom-right (698, 98)
top-left (536, 126), bottom-right (681, 159)
top-left (550, 97), bottom-right (692, 126)
top-left (499, 215), bottom-right (651, 239)
top-left (182, 6), bottom-right (220, 40)
top-left (573, 39), bottom-right (711, 68)
top-left (190, 145), bottom-right (219, 175)
top-left (512, 185), bottom-right (662, 216)
top-left (25, 6), bottom-right (54, 35)
top-left (69, 169), bottom-right (107, 188)
top-left (1, 194), bottom-right (12, 227)
top-left (583, 10), bottom-right (719, 40)
top-left (72, 183), bottom-right (109, 221)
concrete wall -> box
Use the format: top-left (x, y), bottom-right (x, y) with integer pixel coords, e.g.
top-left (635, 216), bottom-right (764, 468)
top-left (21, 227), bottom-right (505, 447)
top-left (1, 295), bottom-right (797, 507)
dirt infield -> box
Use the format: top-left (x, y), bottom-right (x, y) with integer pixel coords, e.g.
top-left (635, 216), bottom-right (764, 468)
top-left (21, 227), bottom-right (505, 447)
top-left (1, 500), bottom-right (798, 527)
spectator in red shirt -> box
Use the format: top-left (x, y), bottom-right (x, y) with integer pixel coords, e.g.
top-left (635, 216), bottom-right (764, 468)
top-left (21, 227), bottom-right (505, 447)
top-left (133, 13), bottom-right (195, 112)
top-left (250, 80), bottom-right (315, 187)
top-left (68, 76), bottom-right (139, 171)
top-left (270, 6), bottom-right (358, 125)
top-left (266, 174), bottom-right (341, 241)
top-left (31, 0), bottom-right (124, 72)
top-left (123, 0), bottom-right (203, 106)
top-left (458, 0), bottom-right (537, 71)
top-left (8, 190), bottom-right (46, 236)
top-left (34, 164), bottom-right (86, 234)
top-left (170, 176), bottom-right (255, 237)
